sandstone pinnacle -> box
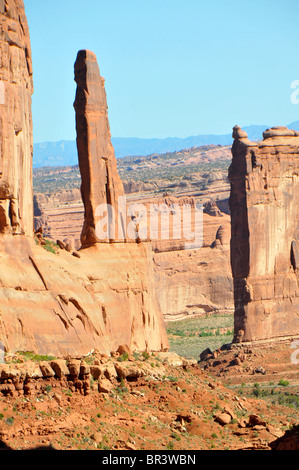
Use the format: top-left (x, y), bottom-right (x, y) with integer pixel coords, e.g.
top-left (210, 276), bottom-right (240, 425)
top-left (74, 50), bottom-right (126, 247)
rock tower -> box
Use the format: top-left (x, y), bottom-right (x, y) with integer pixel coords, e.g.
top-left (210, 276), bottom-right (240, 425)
top-left (0, 0), bottom-right (34, 236)
top-left (229, 125), bottom-right (299, 342)
top-left (74, 50), bottom-right (126, 246)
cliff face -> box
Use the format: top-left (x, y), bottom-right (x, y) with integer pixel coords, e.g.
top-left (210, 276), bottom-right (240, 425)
top-left (74, 50), bottom-right (125, 246)
top-left (153, 212), bottom-right (233, 321)
top-left (0, 0), bottom-right (33, 236)
top-left (34, 190), bottom-right (83, 250)
top-left (229, 126), bottom-right (299, 342)
top-left (0, 4), bottom-right (168, 356)
top-left (0, 235), bottom-right (168, 356)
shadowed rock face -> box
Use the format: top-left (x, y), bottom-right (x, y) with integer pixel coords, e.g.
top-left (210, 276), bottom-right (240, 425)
top-left (74, 50), bottom-right (125, 247)
top-left (229, 125), bottom-right (299, 342)
top-left (0, 0), bottom-right (34, 236)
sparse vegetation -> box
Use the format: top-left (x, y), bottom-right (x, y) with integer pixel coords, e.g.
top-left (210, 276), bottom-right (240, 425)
top-left (117, 352), bottom-right (129, 362)
top-left (6, 351), bottom-right (56, 363)
top-left (166, 315), bottom-right (234, 359)
top-left (37, 238), bottom-right (59, 255)
top-left (33, 146), bottom-right (230, 196)
top-left (278, 379), bottom-right (290, 387)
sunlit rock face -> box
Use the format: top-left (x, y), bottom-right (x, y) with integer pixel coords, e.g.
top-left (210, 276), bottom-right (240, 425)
top-left (74, 50), bottom-right (126, 247)
top-left (0, 6), bottom-right (168, 357)
top-left (0, 0), bottom-right (34, 236)
top-left (229, 125), bottom-right (299, 343)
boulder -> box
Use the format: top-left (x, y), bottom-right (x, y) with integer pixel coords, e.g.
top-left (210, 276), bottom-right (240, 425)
top-left (116, 345), bottom-right (132, 357)
top-left (38, 362), bottom-right (55, 378)
top-left (50, 360), bottom-right (69, 378)
top-left (80, 361), bottom-right (90, 376)
top-left (90, 365), bottom-right (105, 380)
top-left (67, 360), bottom-right (81, 377)
top-left (114, 363), bottom-right (143, 380)
top-left (104, 364), bottom-right (118, 381)
top-left (98, 378), bottom-right (114, 394)
top-left (214, 412), bottom-right (232, 425)
top-left (199, 348), bottom-right (213, 362)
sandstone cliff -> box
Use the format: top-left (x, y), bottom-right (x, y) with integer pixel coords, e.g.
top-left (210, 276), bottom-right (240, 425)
top-left (0, 3), bottom-right (168, 356)
top-left (74, 50), bottom-right (126, 246)
top-left (34, 190), bottom-right (83, 250)
top-left (0, 0), bottom-right (33, 236)
top-left (0, 234), bottom-right (168, 356)
top-left (229, 125), bottom-right (299, 342)
top-left (154, 212), bottom-right (233, 321)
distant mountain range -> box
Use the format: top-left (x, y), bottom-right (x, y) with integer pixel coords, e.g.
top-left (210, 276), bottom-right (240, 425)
top-left (33, 121), bottom-right (299, 168)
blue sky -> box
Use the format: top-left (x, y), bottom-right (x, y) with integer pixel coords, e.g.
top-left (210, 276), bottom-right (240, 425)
top-left (24, 0), bottom-right (299, 143)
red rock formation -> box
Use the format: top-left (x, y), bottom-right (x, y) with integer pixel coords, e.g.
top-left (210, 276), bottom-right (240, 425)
top-left (154, 212), bottom-right (233, 320)
top-left (34, 190), bottom-right (84, 250)
top-left (0, 0), bottom-right (34, 236)
top-left (203, 201), bottom-right (223, 217)
top-left (74, 50), bottom-right (125, 246)
top-left (229, 125), bottom-right (299, 342)
top-left (270, 425), bottom-right (299, 450)
top-left (0, 5), bottom-right (169, 356)
top-left (0, 235), bottom-right (169, 356)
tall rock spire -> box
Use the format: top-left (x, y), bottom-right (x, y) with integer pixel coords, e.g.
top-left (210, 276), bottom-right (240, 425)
top-left (74, 50), bottom-right (125, 247)
top-left (0, 0), bottom-right (34, 236)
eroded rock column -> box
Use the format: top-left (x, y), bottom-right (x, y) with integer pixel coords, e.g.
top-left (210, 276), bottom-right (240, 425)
top-left (229, 126), bottom-right (299, 342)
top-left (0, 0), bottom-right (34, 236)
top-left (74, 50), bottom-right (126, 247)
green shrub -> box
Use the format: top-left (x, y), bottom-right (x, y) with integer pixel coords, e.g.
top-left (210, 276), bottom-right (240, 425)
top-left (16, 351), bottom-right (56, 362)
top-left (253, 383), bottom-right (261, 397)
top-left (117, 352), bottom-right (129, 362)
top-left (278, 379), bottom-right (289, 387)
top-left (142, 351), bottom-right (150, 361)
top-left (5, 417), bottom-right (14, 426)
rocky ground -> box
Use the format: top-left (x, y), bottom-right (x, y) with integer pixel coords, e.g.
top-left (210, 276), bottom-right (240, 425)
top-left (0, 346), bottom-right (298, 451)
top-left (200, 337), bottom-right (299, 388)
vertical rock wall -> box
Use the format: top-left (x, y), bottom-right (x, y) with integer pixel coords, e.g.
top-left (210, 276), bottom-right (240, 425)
top-left (229, 126), bottom-right (299, 342)
top-left (0, 0), bottom-right (33, 236)
top-left (74, 50), bottom-right (125, 247)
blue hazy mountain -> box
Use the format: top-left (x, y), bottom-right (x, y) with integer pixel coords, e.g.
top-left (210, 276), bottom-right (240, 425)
top-left (33, 122), bottom-right (299, 168)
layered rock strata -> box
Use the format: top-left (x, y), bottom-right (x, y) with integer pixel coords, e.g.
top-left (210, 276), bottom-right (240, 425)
top-left (34, 190), bottom-right (83, 250)
top-left (229, 125), bottom-right (299, 342)
top-left (0, 0), bottom-right (33, 236)
top-left (154, 212), bottom-right (233, 321)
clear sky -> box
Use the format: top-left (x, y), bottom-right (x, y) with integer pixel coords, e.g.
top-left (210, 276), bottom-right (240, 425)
top-left (24, 0), bottom-right (299, 143)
